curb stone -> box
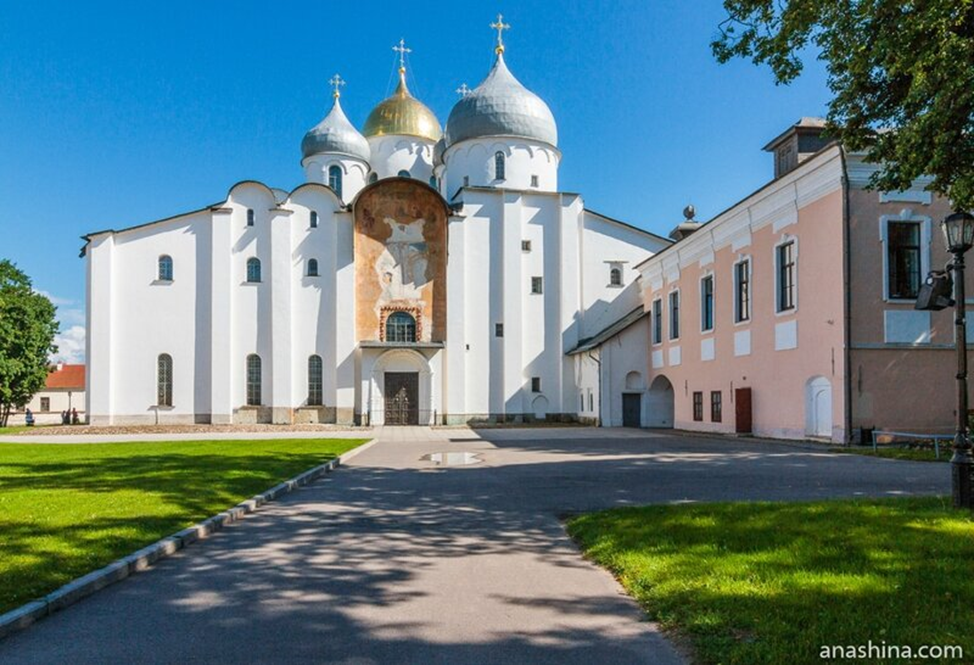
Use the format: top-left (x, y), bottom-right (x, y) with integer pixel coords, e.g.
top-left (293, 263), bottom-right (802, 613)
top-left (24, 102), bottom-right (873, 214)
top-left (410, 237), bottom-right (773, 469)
top-left (0, 438), bottom-right (376, 640)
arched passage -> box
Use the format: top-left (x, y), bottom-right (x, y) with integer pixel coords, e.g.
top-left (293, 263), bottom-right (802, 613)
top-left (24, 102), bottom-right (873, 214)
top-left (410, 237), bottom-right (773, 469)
top-left (532, 395), bottom-right (549, 420)
top-left (805, 376), bottom-right (832, 439)
top-left (646, 375), bottom-right (674, 428)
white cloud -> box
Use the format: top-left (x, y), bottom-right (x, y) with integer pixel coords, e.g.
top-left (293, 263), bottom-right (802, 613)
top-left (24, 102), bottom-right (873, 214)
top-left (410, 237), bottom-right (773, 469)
top-left (52, 325), bottom-right (85, 364)
top-left (35, 289), bottom-right (75, 307)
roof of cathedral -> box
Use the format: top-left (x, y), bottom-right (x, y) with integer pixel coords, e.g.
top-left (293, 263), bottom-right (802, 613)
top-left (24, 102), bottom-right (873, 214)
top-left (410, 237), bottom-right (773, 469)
top-left (363, 68), bottom-right (442, 142)
top-left (567, 306), bottom-right (648, 355)
top-left (444, 52), bottom-right (557, 149)
top-left (301, 96), bottom-right (371, 162)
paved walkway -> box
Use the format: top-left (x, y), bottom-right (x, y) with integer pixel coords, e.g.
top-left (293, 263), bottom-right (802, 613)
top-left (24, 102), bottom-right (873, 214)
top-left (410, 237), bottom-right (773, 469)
top-left (0, 428), bottom-right (948, 664)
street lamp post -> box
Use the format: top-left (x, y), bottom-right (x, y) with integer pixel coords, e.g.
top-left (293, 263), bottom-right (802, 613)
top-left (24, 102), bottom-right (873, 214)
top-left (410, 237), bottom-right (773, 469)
top-left (942, 212), bottom-right (974, 509)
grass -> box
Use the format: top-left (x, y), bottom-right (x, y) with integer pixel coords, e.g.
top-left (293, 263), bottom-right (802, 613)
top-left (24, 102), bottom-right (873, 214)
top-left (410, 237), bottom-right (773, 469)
top-left (0, 438), bottom-right (366, 615)
top-left (567, 498), bottom-right (974, 664)
top-left (830, 445), bottom-right (948, 462)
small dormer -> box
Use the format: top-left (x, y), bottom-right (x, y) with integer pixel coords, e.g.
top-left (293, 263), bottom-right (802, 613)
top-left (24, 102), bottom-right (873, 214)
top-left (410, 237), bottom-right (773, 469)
top-left (763, 117), bottom-right (831, 179)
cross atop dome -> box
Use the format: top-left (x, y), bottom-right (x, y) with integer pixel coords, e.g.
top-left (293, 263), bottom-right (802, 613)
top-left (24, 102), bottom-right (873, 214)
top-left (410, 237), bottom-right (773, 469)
top-left (393, 38), bottom-right (412, 72)
top-left (456, 83), bottom-right (471, 97)
top-left (329, 73), bottom-right (345, 99)
top-left (490, 14), bottom-right (510, 54)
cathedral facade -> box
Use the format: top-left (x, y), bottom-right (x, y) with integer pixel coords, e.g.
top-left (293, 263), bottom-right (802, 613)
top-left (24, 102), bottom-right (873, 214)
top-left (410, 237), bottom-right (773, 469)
top-left (83, 35), bottom-right (668, 425)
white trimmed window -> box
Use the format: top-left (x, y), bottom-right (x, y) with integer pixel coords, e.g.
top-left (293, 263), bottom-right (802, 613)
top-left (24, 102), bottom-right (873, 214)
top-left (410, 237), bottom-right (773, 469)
top-left (700, 274), bottom-right (714, 332)
top-left (734, 259), bottom-right (750, 323)
top-left (776, 240), bottom-right (796, 312)
top-left (669, 290), bottom-right (681, 340)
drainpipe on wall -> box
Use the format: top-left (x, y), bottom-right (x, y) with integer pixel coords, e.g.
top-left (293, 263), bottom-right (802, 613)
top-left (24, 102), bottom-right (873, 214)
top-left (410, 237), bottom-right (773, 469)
top-left (588, 350), bottom-right (602, 427)
top-left (840, 146), bottom-right (854, 445)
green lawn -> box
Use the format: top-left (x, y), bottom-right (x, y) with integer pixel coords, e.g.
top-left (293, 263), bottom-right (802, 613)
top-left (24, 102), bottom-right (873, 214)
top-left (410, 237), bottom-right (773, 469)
top-left (0, 438), bottom-right (366, 615)
top-left (568, 498), bottom-right (974, 665)
top-left (831, 445), bottom-right (948, 462)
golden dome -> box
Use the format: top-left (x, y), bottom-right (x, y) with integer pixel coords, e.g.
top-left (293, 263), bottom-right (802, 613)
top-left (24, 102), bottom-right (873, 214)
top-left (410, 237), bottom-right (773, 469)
top-left (363, 68), bottom-right (442, 142)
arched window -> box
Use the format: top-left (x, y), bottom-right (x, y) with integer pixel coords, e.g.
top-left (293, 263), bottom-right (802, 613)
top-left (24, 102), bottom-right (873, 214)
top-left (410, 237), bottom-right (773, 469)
top-left (609, 267), bottom-right (623, 287)
top-left (246, 258), bottom-right (261, 283)
top-left (158, 255), bottom-right (173, 281)
top-left (368, 172), bottom-right (378, 184)
top-left (310, 211), bottom-right (318, 228)
top-left (247, 209), bottom-right (255, 226)
top-left (157, 354), bottom-right (173, 407)
top-left (328, 165), bottom-right (343, 198)
top-left (385, 311), bottom-right (416, 342)
top-left (495, 151), bottom-right (506, 180)
top-left (397, 169), bottom-right (411, 178)
top-left (429, 175), bottom-right (437, 189)
top-left (246, 354), bottom-right (262, 406)
top-left (307, 258), bottom-right (319, 277)
top-left (308, 355), bottom-right (323, 406)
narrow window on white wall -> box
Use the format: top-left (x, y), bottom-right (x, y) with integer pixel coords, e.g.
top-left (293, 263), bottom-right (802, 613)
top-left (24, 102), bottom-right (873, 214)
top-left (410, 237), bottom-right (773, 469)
top-left (609, 266), bottom-right (623, 287)
top-left (495, 323), bottom-right (504, 337)
top-left (157, 354), bottom-right (173, 407)
top-left (522, 240), bottom-right (532, 252)
top-left (777, 241), bottom-right (796, 312)
top-left (495, 152), bottom-right (506, 180)
top-left (328, 165), bottom-right (343, 199)
top-left (531, 377), bottom-right (541, 393)
top-left (310, 211), bottom-right (318, 228)
top-left (463, 175), bottom-right (470, 186)
top-left (588, 391), bottom-right (594, 412)
top-left (307, 259), bottom-right (319, 277)
top-left (531, 276), bottom-right (543, 294)
top-left (734, 260), bottom-right (750, 322)
top-left (530, 175), bottom-right (539, 188)
top-left (246, 209), bottom-right (255, 226)
top-left (887, 221), bottom-right (922, 299)
top-left (308, 355), bottom-right (323, 406)
top-left (368, 172), bottom-right (378, 184)
top-left (701, 275), bottom-right (714, 332)
top-left (158, 255), bottom-right (173, 281)
top-left (246, 258), bottom-right (262, 283)
top-left (246, 355), bottom-right (262, 406)
top-left (580, 393), bottom-right (584, 412)
top-left (652, 298), bottom-right (663, 344)
top-left (669, 291), bottom-right (681, 340)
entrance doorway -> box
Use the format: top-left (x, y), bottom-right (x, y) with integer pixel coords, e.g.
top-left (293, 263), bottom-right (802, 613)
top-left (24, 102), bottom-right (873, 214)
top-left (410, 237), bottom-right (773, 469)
top-left (622, 393), bottom-right (642, 427)
top-left (384, 372), bottom-right (419, 425)
top-left (805, 376), bottom-right (832, 439)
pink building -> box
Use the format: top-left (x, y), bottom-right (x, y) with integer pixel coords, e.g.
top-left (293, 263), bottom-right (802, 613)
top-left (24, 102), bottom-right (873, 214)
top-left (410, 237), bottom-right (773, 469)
top-left (623, 119), bottom-right (967, 442)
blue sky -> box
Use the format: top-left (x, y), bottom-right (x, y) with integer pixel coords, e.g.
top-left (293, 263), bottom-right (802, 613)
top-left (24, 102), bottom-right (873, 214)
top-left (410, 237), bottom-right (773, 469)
top-left (0, 0), bottom-right (829, 361)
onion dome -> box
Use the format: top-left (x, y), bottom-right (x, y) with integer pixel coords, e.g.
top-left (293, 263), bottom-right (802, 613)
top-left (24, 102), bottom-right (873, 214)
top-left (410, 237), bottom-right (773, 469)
top-left (301, 90), bottom-right (370, 162)
top-left (363, 68), bottom-right (442, 142)
top-left (433, 137), bottom-right (446, 166)
top-left (445, 52), bottom-right (557, 149)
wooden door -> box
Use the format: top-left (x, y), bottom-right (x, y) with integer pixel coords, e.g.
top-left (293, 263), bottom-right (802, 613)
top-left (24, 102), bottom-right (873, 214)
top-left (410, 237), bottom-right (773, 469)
top-left (384, 372), bottom-right (419, 425)
top-left (735, 387), bottom-right (752, 434)
top-left (622, 393), bottom-right (642, 428)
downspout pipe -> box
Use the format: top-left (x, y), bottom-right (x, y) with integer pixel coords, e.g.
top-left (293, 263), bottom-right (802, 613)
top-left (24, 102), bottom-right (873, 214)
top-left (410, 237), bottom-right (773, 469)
top-left (840, 146), bottom-right (854, 444)
top-left (588, 349), bottom-right (602, 427)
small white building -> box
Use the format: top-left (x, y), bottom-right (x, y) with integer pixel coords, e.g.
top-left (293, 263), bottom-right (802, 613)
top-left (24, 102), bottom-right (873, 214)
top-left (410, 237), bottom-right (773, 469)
top-left (83, 34), bottom-right (669, 426)
top-left (21, 363), bottom-right (86, 425)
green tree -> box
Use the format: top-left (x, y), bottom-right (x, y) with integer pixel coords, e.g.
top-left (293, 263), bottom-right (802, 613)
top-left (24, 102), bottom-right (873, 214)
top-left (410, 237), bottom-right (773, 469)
top-left (713, 0), bottom-right (974, 210)
top-left (0, 260), bottom-right (59, 427)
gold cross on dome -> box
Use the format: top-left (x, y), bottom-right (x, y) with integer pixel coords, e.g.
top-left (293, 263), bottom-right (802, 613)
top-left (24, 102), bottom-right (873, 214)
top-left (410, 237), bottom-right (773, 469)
top-left (456, 83), bottom-right (471, 97)
top-left (490, 14), bottom-right (510, 53)
top-left (329, 73), bottom-right (346, 99)
top-left (393, 38), bottom-right (412, 70)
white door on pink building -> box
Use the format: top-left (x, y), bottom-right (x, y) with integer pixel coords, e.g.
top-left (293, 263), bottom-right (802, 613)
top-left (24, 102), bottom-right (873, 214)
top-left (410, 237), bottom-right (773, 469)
top-left (806, 377), bottom-right (832, 439)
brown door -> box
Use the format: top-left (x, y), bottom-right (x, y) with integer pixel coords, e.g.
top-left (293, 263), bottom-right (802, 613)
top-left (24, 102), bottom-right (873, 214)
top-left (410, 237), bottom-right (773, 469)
top-left (735, 387), bottom-right (752, 434)
top-left (384, 372), bottom-right (419, 425)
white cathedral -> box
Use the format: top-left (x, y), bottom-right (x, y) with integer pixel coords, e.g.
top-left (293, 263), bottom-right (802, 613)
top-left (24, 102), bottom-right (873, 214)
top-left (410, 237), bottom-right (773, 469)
top-left (83, 25), bottom-right (669, 426)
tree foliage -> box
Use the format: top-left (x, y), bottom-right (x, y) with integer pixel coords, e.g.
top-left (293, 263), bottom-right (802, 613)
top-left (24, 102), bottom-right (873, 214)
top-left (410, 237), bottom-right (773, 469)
top-left (0, 260), bottom-right (59, 426)
top-left (713, 0), bottom-right (974, 210)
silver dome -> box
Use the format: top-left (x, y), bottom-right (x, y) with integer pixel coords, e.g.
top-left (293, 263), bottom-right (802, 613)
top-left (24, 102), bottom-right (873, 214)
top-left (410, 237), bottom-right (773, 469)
top-left (301, 97), bottom-right (371, 162)
top-left (433, 137), bottom-right (446, 166)
top-left (445, 54), bottom-right (557, 148)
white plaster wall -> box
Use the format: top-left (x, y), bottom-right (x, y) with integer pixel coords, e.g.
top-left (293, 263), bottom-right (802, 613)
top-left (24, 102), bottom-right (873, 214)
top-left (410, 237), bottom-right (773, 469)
top-left (443, 138), bottom-right (559, 195)
top-left (580, 211), bottom-right (668, 338)
top-left (368, 136), bottom-right (436, 184)
top-left (302, 155), bottom-right (369, 203)
top-left (600, 317), bottom-right (651, 427)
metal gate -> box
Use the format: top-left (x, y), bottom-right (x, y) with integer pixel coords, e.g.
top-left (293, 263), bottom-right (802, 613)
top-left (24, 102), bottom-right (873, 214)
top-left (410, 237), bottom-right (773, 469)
top-left (384, 372), bottom-right (419, 425)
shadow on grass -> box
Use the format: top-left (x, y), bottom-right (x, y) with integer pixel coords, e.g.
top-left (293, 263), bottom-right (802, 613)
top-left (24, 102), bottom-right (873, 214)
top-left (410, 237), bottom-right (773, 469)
top-left (568, 498), bottom-right (974, 664)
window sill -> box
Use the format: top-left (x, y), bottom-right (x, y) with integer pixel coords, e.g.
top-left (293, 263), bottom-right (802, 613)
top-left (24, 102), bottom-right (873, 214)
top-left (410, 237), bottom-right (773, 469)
top-left (606, 284), bottom-right (624, 289)
top-left (152, 280), bottom-right (173, 286)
